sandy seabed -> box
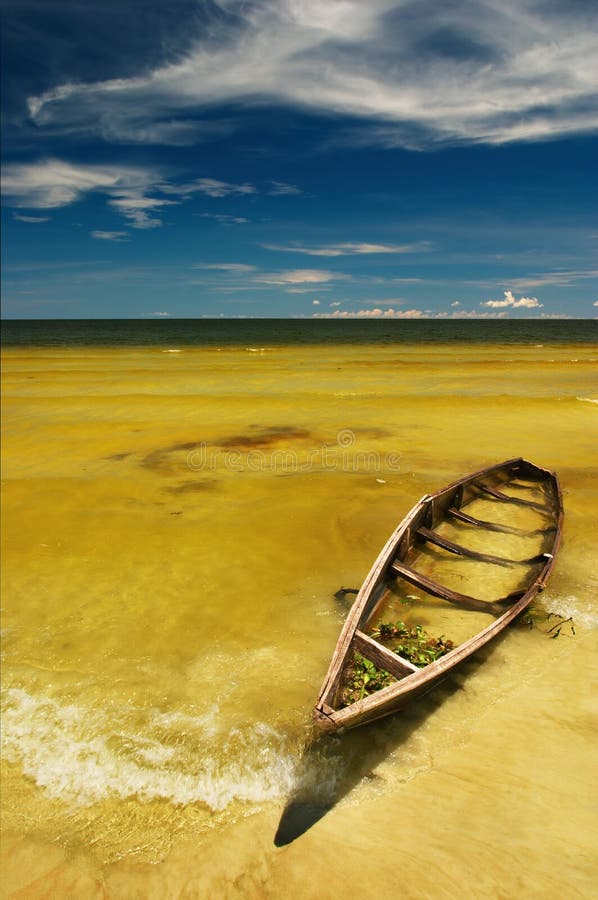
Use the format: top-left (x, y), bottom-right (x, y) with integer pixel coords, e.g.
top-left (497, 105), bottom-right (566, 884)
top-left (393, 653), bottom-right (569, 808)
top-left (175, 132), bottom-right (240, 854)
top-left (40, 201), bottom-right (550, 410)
top-left (2, 337), bottom-right (597, 898)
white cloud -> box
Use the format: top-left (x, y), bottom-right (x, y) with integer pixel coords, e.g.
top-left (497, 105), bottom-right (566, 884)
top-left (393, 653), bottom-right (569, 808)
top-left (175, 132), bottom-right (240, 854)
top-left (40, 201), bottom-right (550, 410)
top-left (593, 301), bottom-right (598, 307)
top-left (1, 159), bottom-right (302, 233)
top-left (267, 181), bottom-right (302, 196)
top-left (188, 178), bottom-right (256, 198)
top-left (285, 286), bottom-right (332, 294)
top-left (507, 269), bottom-right (598, 289)
top-left (108, 194), bottom-right (177, 229)
top-left (25, 2), bottom-right (598, 147)
top-left (312, 299), bottom-right (320, 305)
top-left (0, 160), bottom-right (263, 229)
top-left (451, 300), bottom-right (461, 307)
top-left (148, 311), bottom-right (171, 317)
top-left (1, 158), bottom-right (176, 228)
top-left (199, 213), bottom-right (249, 224)
top-left (313, 305), bottom-right (530, 319)
top-left (256, 269), bottom-right (344, 285)
top-left (481, 290), bottom-right (543, 309)
top-left (12, 212), bottom-right (50, 223)
top-left (262, 241), bottom-right (429, 256)
top-left (317, 307), bottom-right (424, 318)
top-left (193, 263), bottom-right (256, 273)
top-left (91, 230), bottom-right (129, 241)
top-left (2, 159), bottom-right (131, 208)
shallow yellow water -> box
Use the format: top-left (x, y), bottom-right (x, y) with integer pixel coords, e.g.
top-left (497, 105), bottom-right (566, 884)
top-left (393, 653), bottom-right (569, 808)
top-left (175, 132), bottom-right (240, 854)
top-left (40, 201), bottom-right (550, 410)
top-left (1, 340), bottom-right (597, 898)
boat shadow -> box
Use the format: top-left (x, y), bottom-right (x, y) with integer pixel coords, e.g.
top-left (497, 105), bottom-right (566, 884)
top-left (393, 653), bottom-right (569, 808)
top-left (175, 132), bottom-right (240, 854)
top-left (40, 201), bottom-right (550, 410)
top-left (273, 638), bottom-right (505, 847)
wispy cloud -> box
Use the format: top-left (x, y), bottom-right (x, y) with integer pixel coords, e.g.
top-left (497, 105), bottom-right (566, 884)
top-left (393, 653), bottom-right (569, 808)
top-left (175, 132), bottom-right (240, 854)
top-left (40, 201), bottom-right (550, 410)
top-left (481, 290), bottom-right (543, 309)
top-left (199, 213), bottom-right (249, 225)
top-left (285, 286), bottom-right (333, 294)
top-left (12, 212), bottom-right (50, 223)
top-left (192, 263), bottom-right (257, 273)
top-left (255, 269), bottom-right (345, 285)
top-left (1, 160), bottom-right (296, 229)
top-left (91, 230), bottom-right (129, 241)
top-left (267, 181), bottom-right (302, 196)
top-left (108, 194), bottom-right (178, 229)
top-left (24, 1), bottom-right (598, 147)
top-left (262, 241), bottom-right (430, 256)
top-left (187, 178), bottom-right (256, 198)
top-left (2, 159), bottom-right (132, 208)
top-left (1, 158), bottom-right (174, 228)
top-left (506, 269), bottom-right (598, 289)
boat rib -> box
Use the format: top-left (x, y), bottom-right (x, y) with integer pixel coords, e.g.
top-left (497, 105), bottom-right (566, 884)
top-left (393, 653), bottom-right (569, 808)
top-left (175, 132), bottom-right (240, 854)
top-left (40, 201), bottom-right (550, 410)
top-left (474, 482), bottom-right (551, 512)
top-left (416, 526), bottom-right (549, 566)
top-left (389, 560), bottom-right (513, 613)
top-left (447, 507), bottom-right (554, 536)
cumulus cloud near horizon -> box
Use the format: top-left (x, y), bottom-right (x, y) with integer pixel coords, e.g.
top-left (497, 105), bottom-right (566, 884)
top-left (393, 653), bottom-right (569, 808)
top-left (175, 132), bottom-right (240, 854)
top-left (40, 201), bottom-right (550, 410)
top-left (481, 290), bottom-right (543, 309)
top-left (23, 1), bottom-right (598, 148)
top-left (315, 307), bottom-right (424, 319)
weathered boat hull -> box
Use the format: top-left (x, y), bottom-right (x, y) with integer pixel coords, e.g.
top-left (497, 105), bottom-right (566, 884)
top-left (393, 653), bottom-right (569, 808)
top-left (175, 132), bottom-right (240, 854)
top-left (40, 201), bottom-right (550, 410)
top-left (313, 458), bottom-right (563, 732)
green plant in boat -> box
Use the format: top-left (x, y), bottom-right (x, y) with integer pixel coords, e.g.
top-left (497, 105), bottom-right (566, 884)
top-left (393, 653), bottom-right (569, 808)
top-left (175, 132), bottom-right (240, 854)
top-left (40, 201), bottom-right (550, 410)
top-left (370, 620), bottom-right (455, 667)
top-left (340, 653), bottom-right (395, 707)
top-left (339, 621), bottom-right (455, 708)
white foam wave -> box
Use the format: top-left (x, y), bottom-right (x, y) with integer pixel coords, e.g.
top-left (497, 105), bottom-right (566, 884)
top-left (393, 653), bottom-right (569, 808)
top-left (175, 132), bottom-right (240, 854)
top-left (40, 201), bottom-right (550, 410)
top-left (576, 396), bottom-right (598, 404)
top-left (1, 688), bottom-right (306, 811)
top-left (161, 349), bottom-right (183, 353)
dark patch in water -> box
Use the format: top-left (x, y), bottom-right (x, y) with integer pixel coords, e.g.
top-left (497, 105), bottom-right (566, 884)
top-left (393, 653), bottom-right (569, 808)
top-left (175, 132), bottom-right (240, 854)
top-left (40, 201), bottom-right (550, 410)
top-left (139, 426), bottom-right (314, 472)
top-left (114, 425), bottom-right (391, 476)
top-left (355, 427), bottom-right (393, 440)
top-left (216, 426), bottom-right (313, 450)
top-left (164, 479), bottom-right (217, 494)
top-left (140, 449), bottom-right (173, 473)
top-left (169, 440), bottom-right (204, 452)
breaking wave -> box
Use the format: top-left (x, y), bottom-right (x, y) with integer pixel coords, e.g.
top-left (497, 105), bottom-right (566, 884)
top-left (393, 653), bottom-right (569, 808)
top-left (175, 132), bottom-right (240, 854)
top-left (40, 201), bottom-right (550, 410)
top-left (1, 688), bottom-right (335, 811)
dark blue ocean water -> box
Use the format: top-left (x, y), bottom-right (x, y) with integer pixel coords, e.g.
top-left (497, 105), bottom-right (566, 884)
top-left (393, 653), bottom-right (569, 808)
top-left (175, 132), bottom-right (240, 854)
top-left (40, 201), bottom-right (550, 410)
top-left (2, 318), bottom-right (597, 348)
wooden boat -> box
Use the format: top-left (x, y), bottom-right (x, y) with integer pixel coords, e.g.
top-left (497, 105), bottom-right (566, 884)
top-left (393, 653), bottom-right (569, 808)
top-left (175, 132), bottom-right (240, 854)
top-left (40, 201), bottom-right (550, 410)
top-left (313, 458), bottom-right (563, 732)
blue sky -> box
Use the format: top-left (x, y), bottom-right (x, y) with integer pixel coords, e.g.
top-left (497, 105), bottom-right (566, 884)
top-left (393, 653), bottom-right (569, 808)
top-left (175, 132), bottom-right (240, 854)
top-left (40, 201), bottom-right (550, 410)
top-left (1, 0), bottom-right (597, 319)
